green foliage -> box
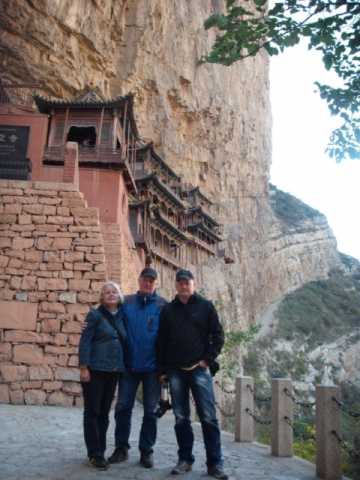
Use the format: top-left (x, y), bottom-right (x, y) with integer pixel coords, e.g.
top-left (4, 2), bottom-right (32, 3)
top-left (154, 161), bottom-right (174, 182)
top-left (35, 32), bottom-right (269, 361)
top-left (203, 0), bottom-right (360, 162)
top-left (269, 184), bottom-right (323, 228)
top-left (276, 273), bottom-right (360, 349)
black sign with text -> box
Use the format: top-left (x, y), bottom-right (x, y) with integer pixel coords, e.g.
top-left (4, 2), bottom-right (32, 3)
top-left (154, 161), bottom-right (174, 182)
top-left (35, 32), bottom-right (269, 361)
top-left (0, 125), bottom-right (29, 162)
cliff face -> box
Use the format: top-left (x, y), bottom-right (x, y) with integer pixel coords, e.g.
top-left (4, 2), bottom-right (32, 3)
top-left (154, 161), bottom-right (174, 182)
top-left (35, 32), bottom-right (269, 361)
top-left (0, 0), bottom-right (342, 327)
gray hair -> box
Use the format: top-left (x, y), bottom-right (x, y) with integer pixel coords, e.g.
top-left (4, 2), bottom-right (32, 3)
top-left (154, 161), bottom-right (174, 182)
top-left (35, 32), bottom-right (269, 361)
top-left (99, 281), bottom-right (124, 305)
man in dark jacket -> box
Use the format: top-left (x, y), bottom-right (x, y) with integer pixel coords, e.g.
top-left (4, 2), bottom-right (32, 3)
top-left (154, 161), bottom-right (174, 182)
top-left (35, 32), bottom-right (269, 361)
top-left (108, 267), bottom-right (167, 469)
top-left (157, 269), bottom-right (228, 480)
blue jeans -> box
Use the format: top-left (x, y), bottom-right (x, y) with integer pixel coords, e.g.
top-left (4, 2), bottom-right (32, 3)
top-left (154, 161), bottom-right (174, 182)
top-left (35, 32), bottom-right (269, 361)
top-left (114, 371), bottom-right (160, 453)
top-left (168, 367), bottom-right (223, 468)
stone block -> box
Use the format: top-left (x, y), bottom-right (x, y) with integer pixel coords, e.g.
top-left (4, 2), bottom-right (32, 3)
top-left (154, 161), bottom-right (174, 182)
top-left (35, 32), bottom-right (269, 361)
top-left (4, 330), bottom-right (41, 343)
top-left (15, 292), bottom-right (28, 302)
top-left (0, 289), bottom-right (14, 300)
top-left (0, 384), bottom-right (10, 403)
top-left (68, 279), bottom-right (90, 291)
top-left (0, 365), bottom-right (28, 382)
top-left (10, 389), bottom-right (24, 404)
top-left (62, 321), bottom-right (82, 333)
top-left (86, 253), bottom-right (106, 263)
top-left (68, 355), bottom-right (79, 367)
top-left (21, 276), bottom-right (37, 290)
top-left (32, 215), bottom-right (47, 224)
top-left (13, 344), bottom-right (44, 365)
top-left (41, 318), bottom-right (61, 333)
top-left (24, 389), bottom-right (46, 405)
top-left (59, 292), bottom-right (77, 303)
top-left (71, 207), bottom-right (98, 218)
top-left (68, 334), bottom-right (80, 346)
top-left (0, 255), bottom-right (9, 267)
top-left (36, 237), bottom-right (53, 250)
top-left (62, 381), bottom-right (82, 395)
top-left (47, 216), bottom-right (73, 225)
top-left (73, 262), bottom-right (93, 271)
top-left (0, 342), bottom-right (12, 361)
top-left (40, 302), bottom-right (66, 314)
top-left (47, 390), bottom-right (74, 406)
top-left (52, 333), bottom-right (68, 346)
top-left (63, 252), bottom-right (84, 263)
top-left (12, 237), bottom-right (34, 250)
top-left (29, 366), bottom-right (53, 381)
top-left (56, 354), bottom-right (69, 367)
top-left (10, 276), bottom-right (22, 289)
top-left (4, 203), bottom-right (22, 214)
top-left (57, 207), bottom-right (70, 216)
top-left (67, 304), bottom-right (89, 319)
top-left (77, 291), bottom-right (99, 303)
top-left (24, 251), bottom-right (43, 262)
top-left (43, 381), bottom-right (62, 391)
top-left (38, 278), bottom-right (67, 291)
top-left (54, 367), bottom-right (80, 382)
top-left (0, 237), bottom-right (12, 248)
top-left (0, 214), bottom-right (17, 224)
top-left (0, 301), bottom-right (37, 330)
top-left (52, 237), bottom-right (72, 250)
top-left (8, 258), bottom-right (22, 269)
top-left (38, 197), bottom-right (61, 205)
top-left (22, 204), bottom-right (44, 215)
top-left (43, 205), bottom-right (56, 215)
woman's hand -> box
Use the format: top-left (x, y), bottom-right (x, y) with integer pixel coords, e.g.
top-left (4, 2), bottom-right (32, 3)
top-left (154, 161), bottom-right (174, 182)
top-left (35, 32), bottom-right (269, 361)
top-left (80, 366), bottom-right (91, 383)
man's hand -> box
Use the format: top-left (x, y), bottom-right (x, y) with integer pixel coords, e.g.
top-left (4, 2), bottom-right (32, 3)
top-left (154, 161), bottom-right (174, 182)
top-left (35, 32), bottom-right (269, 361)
top-left (198, 360), bottom-right (208, 369)
top-left (80, 366), bottom-right (91, 383)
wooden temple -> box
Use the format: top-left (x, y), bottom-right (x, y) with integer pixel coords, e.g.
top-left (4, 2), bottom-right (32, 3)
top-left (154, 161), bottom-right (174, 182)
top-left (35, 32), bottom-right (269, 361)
top-left (0, 86), bottom-right (231, 288)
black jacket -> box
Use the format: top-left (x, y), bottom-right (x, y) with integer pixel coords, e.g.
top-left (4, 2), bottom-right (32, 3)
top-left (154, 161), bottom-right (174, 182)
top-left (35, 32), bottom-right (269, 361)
top-left (156, 292), bottom-right (224, 372)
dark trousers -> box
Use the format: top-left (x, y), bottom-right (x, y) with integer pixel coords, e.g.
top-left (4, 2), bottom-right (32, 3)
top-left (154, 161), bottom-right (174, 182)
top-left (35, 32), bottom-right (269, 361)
top-left (114, 371), bottom-right (160, 453)
top-left (81, 370), bottom-right (120, 458)
top-left (167, 367), bottom-right (223, 468)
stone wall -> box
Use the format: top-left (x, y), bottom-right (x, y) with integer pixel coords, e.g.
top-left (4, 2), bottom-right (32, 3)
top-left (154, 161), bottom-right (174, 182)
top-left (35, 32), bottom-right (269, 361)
top-left (0, 179), bottom-right (107, 406)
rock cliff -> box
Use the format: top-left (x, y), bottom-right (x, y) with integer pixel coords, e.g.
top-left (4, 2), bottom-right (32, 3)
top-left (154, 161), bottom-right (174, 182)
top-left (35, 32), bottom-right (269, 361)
top-left (0, 0), bottom-right (344, 328)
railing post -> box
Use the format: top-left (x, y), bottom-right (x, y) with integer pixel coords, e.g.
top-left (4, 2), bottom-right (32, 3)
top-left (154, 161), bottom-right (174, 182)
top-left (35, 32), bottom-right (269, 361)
top-left (271, 378), bottom-right (293, 457)
top-left (235, 376), bottom-right (254, 442)
top-left (316, 385), bottom-right (341, 480)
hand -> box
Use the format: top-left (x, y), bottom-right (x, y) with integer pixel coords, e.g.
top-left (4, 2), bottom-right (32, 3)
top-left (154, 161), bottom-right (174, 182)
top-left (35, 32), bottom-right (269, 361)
top-left (198, 360), bottom-right (208, 369)
top-left (80, 367), bottom-right (91, 383)
top-left (158, 374), bottom-right (168, 384)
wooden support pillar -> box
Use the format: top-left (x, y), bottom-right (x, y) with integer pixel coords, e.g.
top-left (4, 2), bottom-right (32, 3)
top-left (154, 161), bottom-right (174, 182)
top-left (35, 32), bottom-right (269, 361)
top-left (122, 100), bottom-right (128, 158)
top-left (112, 109), bottom-right (118, 150)
top-left (316, 385), bottom-right (341, 480)
top-left (235, 376), bottom-right (254, 442)
top-left (271, 378), bottom-right (293, 457)
top-left (61, 107), bottom-right (70, 153)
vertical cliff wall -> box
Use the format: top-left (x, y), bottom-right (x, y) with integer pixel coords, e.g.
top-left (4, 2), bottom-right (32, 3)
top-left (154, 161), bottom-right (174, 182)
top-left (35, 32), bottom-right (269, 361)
top-left (0, 0), bottom-right (342, 328)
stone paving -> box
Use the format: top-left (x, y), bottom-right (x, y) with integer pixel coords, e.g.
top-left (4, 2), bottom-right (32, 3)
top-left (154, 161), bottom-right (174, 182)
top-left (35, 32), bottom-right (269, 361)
top-left (0, 403), bottom-right (318, 480)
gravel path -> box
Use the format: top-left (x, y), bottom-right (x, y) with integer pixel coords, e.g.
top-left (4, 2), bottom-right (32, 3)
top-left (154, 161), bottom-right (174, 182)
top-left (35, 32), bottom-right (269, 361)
top-left (0, 403), bottom-right (318, 480)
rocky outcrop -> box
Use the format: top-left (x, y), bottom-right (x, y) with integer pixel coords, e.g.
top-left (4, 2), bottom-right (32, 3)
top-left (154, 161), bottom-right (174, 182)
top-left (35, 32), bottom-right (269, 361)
top-left (0, 1), bottom-right (346, 330)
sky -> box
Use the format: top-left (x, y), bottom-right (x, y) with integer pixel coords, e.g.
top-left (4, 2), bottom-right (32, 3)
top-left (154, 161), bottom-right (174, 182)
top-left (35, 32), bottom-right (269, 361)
top-left (270, 43), bottom-right (360, 261)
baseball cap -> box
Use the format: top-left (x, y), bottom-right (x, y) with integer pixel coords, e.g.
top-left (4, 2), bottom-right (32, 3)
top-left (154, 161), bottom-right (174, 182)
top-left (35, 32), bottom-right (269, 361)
top-left (140, 267), bottom-right (158, 279)
top-left (176, 269), bottom-right (194, 281)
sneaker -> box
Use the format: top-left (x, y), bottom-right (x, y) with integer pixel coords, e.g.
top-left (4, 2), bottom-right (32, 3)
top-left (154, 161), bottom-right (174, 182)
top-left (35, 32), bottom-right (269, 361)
top-left (140, 451), bottom-right (154, 468)
top-left (207, 465), bottom-right (228, 479)
top-left (171, 460), bottom-right (192, 475)
top-left (88, 456), bottom-right (109, 470)
top-left (108, 446), bottom-right (129, 464)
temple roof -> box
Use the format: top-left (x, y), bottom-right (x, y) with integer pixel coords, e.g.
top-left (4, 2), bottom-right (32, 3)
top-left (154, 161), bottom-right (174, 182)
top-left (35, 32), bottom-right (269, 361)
top-left (34, 90), bottom-right (139, 137)
top-left (187, 222), bottom-right (222, 242)
top-left (136, 173), bottom-right (185, 209)
top-left (185, 206), bottom-right (219, 227)
top-left (184, 186), bottom-right (213, 206)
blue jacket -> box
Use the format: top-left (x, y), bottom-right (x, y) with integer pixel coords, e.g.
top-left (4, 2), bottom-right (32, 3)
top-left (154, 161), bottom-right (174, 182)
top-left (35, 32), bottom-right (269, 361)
top-left (123, 291), bottom-right (167, 372)
top-left (78, 305), bottom-right (127, 373)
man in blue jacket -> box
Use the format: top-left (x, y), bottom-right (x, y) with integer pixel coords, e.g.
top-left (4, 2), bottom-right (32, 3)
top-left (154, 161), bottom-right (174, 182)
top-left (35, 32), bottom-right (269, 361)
top-left (108, 267), bottom-right (167, 469)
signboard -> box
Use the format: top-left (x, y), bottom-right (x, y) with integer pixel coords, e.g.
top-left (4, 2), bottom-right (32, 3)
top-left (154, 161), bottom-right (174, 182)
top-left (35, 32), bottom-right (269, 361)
top-left (0, 125), bottom-right (29, 162)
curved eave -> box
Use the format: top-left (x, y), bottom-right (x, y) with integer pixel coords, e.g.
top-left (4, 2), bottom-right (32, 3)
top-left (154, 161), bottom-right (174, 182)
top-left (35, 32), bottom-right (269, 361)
top-left (187, 222), bottom-right (222, 242)
top-left (152, 210), bottom-right (188, 241)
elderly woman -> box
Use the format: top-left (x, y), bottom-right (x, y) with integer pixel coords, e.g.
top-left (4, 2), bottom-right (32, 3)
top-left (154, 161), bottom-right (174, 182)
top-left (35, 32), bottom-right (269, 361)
top-left (78, 281), bottom-right (127, 470)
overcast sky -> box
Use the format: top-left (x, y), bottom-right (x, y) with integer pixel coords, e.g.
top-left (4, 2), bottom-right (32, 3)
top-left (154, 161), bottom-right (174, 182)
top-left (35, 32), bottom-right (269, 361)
top-left (270, 43), bottom-right (360, 261)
